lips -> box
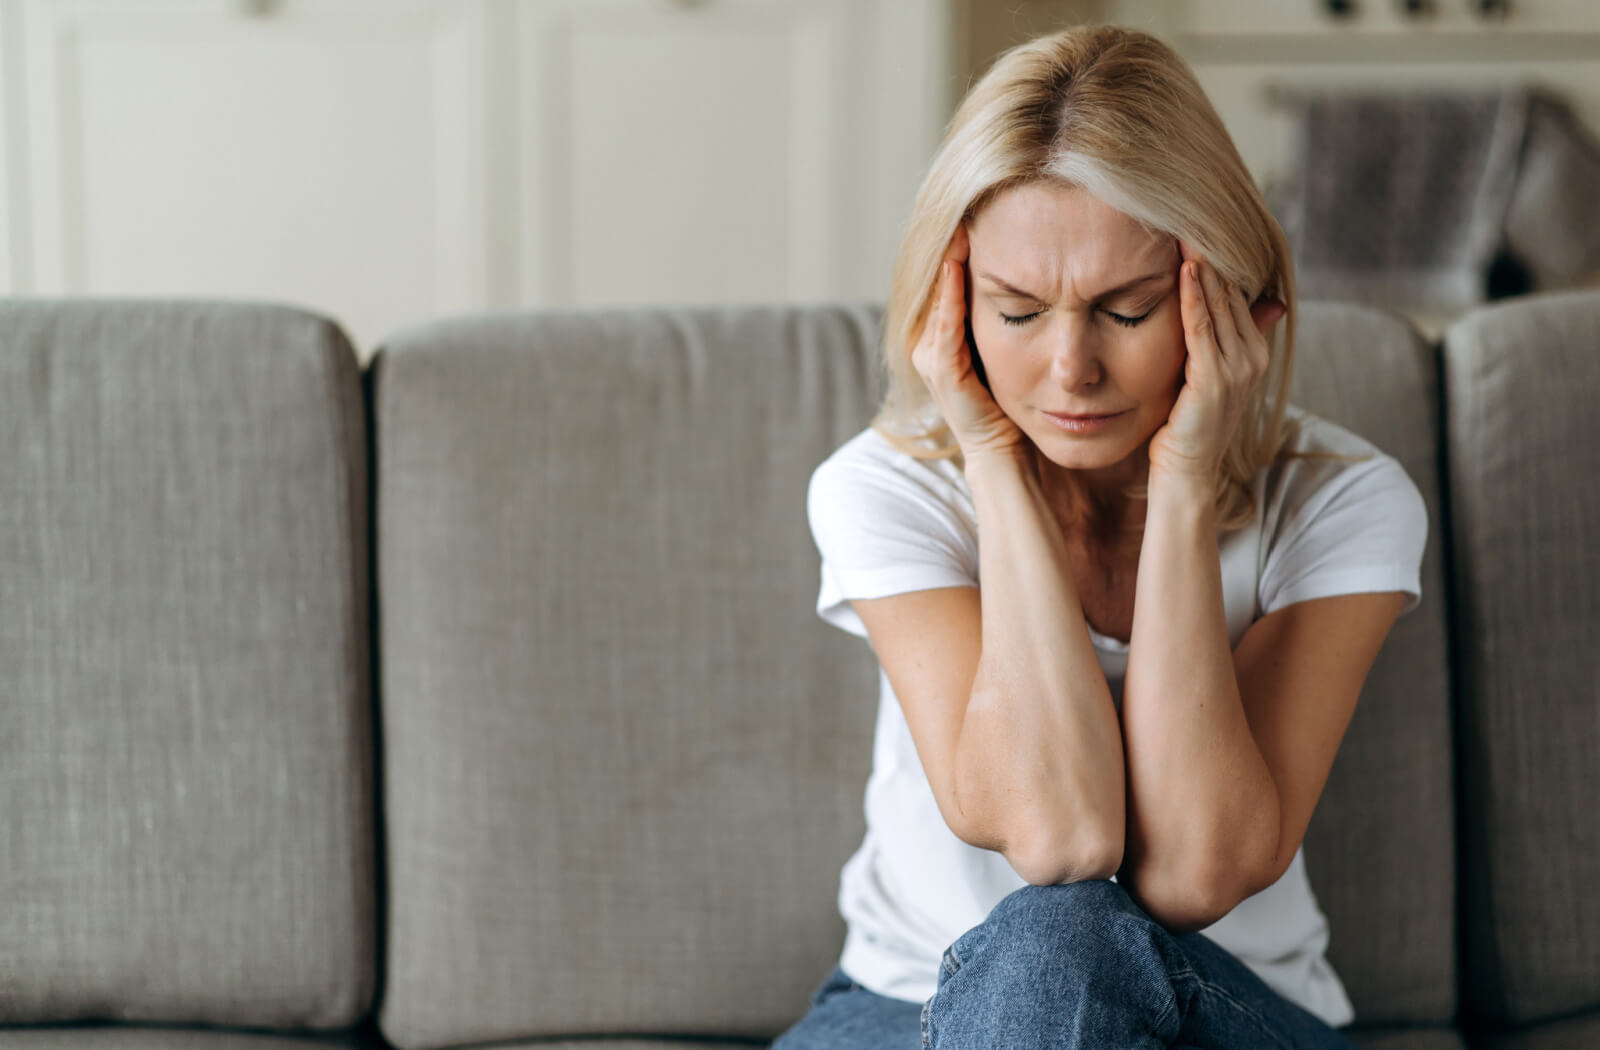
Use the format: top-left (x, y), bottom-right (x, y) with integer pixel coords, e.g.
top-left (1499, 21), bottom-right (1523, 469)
top-left (1041, 408), bottom-right (1130, 434)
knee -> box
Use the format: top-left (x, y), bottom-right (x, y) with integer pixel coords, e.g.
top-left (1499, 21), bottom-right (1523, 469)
top-left (1010, 876), bottom-right (1132, 911)
top-left (945, 878), bottom-right (1163, 974)
top-left (989, 877), bottom-right (1145, 936)
top-left (924, 879), bottom-right (1186, 1045)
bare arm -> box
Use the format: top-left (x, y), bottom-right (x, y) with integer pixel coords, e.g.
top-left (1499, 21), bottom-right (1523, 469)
top-left (868, 222), bottom-right (1123, 886)
top-left (955, 447), bottom-right (1126, 884)
top-left (1116, 472), bottom-right (1279, 931)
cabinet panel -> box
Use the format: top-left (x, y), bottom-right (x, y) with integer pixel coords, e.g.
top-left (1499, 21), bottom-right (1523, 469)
top-left (9, 0), bottom-right (954, 333)
top-left (1192, 59), bottom-right (1600, 197)
top-left (1, 0), bottom-right (18, 291)
top-left (518, 0), bottom-right (951, 309)
top-left (18, 0), bottom-right (500, 358)
top-left (558, 4), bottom-right (814, 307)
top-left (1172, 0), bottom-right (1600, 36)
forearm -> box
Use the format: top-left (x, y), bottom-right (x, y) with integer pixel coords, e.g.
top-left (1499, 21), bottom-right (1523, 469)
top-left (1118, 472), bottom-right (1279, 925)
top-left (955, 448), bottom-right (1126, 881)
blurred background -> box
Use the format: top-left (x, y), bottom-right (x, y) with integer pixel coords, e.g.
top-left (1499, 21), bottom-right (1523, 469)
top-left (2, 0), bottom-right (1598, 362)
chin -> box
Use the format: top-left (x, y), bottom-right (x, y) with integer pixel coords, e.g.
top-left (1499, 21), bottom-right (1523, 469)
top-left (1028, 428), bottom-right (1134, 463)
top-left (1024, 425), bottom-right (1156, 482)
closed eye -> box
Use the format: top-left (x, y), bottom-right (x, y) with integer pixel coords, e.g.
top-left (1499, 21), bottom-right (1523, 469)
top-left (1104, 308), bottom-right (1152, 328)
top-left (999, 307), bottom-right (1153, 328)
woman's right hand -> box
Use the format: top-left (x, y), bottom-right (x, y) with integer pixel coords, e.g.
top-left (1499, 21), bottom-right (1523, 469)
top-left (911, 224), bottom-right (1027, 462)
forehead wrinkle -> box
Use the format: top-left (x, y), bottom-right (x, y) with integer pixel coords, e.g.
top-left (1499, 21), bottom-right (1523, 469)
top-left (975, 262), bottom-right (1173, 306)
top-left (969, 193), bottom-right (1179, 305)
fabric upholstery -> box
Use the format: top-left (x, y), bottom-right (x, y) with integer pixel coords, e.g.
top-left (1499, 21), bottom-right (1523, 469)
top-left (6, 290), bottom-right (1597, 1048)
top-left (371, 305), bottom-right (886, 1047)
top-left (0, 300), bottom-right (377, 1030)
top-left (415, 1043), bottom-right (766, 1050)
top-left (1348, 1029), bottom-right (1468, 1050)
top-left (1477, 1011), bottom-right (1600, 1050)
top-left (1280, 303), bottom-right (1459, 1025)
top-left (0, 1030), bottom-right (375, 1048)
top-left (1442, 289), bottom-right (1600, 1025)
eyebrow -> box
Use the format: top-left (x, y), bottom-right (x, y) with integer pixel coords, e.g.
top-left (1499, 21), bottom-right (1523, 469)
top-left (974, 268), bottom-right (1172, 304)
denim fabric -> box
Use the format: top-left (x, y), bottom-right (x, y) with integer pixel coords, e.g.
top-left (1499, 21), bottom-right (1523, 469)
top-left (770, 964), bottom-right (924, 1049)
top-left (772, 879), bottom-right (1358, 1049)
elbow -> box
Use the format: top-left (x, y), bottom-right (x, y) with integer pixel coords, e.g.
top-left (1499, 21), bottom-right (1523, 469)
top-left (1138, 881), bottom-right (1235, 934)
top-left (1133, 798), bottom-right (1283, 933)
top-left (1005, 816), bottom-right (1125, 888)
top-left (1129, 849), bottom-right (1266, 934)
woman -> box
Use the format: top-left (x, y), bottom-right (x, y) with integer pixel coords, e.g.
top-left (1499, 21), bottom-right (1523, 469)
top-left (772, 22), bottom-right (1426, 1050)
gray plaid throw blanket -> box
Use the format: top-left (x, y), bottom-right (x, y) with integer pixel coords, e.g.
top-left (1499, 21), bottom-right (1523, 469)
top-left (1270, 87), bottom-right (1600, 312)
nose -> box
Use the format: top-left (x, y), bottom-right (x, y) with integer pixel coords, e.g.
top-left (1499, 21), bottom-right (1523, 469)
top-left (1048, 315), bottom-right (1103, 391)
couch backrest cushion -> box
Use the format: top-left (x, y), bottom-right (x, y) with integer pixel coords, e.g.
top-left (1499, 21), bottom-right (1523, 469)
top-left (371, 305), bottom-right (884, 1046)
top-left (1285, 302), bottom-right (1459, 1025)
top-left (0, 300), bottom-right (377, 1030)
top-left (1442, 289), bottom-right (1600, 1026)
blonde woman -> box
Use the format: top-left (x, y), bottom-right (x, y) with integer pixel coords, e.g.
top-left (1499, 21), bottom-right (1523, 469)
top-left (772, 22), bottom-right (1425, 1050)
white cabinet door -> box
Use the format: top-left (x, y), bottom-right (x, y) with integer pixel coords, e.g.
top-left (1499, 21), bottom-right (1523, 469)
top-left (516, 0), bottom-right (953, 309)
top-left (13, 0), bottom-right (501, 358)
top-left (1, 1), bottom-right (19, 292)
top-left (4, 0), bottom-right (954, 352)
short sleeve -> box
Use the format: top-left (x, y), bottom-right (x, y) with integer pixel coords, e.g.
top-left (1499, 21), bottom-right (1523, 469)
top-left (1258, 452), bottom-right (1429, 617)
top-left (806, 440), bottom-right (978, 640)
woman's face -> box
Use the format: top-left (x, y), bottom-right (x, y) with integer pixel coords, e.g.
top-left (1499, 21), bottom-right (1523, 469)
top-left (966, 181), bottom-right (1186, 485)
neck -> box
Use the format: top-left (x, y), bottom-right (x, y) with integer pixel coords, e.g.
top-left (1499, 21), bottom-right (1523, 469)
top-left (1037, 448), bottom-right (1150, 550)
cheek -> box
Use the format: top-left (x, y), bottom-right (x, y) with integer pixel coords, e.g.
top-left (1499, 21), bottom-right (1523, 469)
top-left (971, 312), bottom-right (1011, 349)
top-left (1158, 305), bottom-right (1191, 387)
top-left (1131, 326), bottom-right (1187, 398)
top-left (969, 317), bottom-right (1021, 383)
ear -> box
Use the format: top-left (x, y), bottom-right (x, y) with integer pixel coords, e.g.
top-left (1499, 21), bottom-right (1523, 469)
top-left (1179, 237), bottom-right (1284, 333)
top-left (1250, 297), bottom-right (1287, 336)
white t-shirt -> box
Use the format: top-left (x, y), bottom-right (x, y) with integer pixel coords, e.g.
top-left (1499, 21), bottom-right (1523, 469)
top-left (805, 405), bottom-right (1428, 1029)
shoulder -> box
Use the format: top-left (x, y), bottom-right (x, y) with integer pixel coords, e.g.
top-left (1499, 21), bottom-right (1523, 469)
top-left (808, 426), bottom-right (970, 524)
top-left (806, 425), bottom-right (977, 573)
top-left (1258, 406), bottom-right (1425, 528)
top-left (806, 427), bottom-right (979, 632)
top-left (1253, 406), bottom-right (1429, 615)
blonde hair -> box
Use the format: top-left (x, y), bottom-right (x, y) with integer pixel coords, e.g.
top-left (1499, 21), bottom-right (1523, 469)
top-left (873, 23), bottom-right (1301, 530)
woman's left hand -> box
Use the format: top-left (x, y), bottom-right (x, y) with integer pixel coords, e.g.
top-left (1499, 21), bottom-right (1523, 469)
top-left (1147, 241), bottom-right (1286, 483)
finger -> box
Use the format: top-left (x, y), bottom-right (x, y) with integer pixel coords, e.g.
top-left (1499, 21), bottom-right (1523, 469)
top-left (937, 262), bottom-right (972, 374)
top-left (916, 263), bottom-right (952, 370)
top-left (944, 228), bottom-right (971, 332)
top-left (929, 261), bottom-right (949, 322)
top-left (1226, 280), bottom-right (1279, 350)
top-left (1221, 278), bottom-right (1269, 377)
top-left (941, 258), bottom-right (967, 334)
top-left (1197, 260), bottom-right (1241, 360)
top-left (1180, 259), bottom-right (1220, 366)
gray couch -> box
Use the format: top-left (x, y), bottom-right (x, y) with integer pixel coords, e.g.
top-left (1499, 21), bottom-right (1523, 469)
top-left (1, 289), bottom-right (1596, 1050)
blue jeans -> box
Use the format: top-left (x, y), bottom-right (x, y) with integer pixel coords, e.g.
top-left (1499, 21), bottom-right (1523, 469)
top-left (771, 879), bottom-right (1359, 1049)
